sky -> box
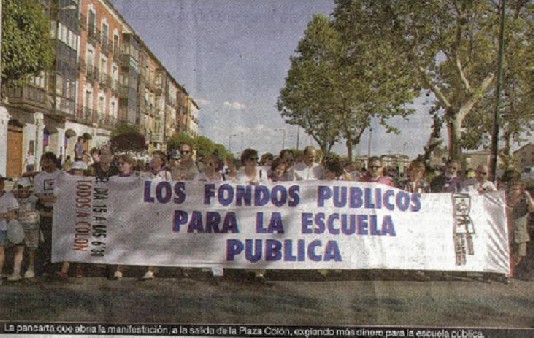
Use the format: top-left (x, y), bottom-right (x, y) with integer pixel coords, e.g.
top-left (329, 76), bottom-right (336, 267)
top-left (109, 0), bottom-right (435, 158)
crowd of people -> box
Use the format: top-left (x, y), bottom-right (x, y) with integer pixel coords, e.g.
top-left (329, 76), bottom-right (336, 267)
top-left (0, 143), bottom-right (532, 285)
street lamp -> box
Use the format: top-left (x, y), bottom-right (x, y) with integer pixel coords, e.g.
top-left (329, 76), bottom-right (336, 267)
top-left (228, 133), bottom-right (238, 152)
top-left (275, 128), bottom-right (286, 151)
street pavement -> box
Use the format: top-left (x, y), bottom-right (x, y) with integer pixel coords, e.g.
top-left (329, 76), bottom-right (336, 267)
top-left (1, 269), bottom-right (534, 329)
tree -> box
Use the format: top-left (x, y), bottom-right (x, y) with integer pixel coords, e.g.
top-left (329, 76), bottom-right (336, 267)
top-left (1, 0), bottom-right (54, 88)
top-left (333, 0), bottom-right (501, 160)
top-left (278, 13), bottom-right (416, 160)
top-left (461, 2), bottom-right (534, 168)
top-left (278, 14), bottom-right (342, 155)
top-left (110, 123), bottom-right (146, 152)
top-left (166, 132), bottom-right (194, 152)
top-left (332, 6), bottom-right (417, 160)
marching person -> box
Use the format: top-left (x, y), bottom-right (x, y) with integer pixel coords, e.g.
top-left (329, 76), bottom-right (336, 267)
top-left (14, 177), bottom-right (40, 280)
top-left (34, 152), bottom-right (65, 276)
top-left (236, 148), bottom-right (269, 283)
top-left (430, 159), bottom-right (462, 193)
top-left (288, 145), bottom-right (323, 181)
top-left (0, 175), bottom-right (20, 284)
top-left (140, 150), bottom-right (172, 280)
top-left (464, 165), bottom-right (497, 194)
top-left (171, 142), bottom-right (198, 181)
top-left (359, 156), bottom-right (393, 186)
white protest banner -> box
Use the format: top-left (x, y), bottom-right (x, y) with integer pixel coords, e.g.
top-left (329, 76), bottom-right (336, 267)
top-left (52, 175), bottom-right (510, 274)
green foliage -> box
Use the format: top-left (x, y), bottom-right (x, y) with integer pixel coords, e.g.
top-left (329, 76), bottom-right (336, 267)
top-left (166, 132), bottom-right (230, 159)
top-left (111, 123), bottom-right (140, 137)
top-left (167, 132), bottom-right (194, 152)
top-left (2, 0), bottom-right (54, 87)
top-left (278, 11), bottom-right (416, 160)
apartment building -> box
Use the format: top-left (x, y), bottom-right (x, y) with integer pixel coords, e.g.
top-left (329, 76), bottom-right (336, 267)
top-left (0, 0), bottom-right (199, 177)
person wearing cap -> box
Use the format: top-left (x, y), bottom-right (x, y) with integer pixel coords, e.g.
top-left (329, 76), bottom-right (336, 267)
top-left (13, 177), bottom-right (40, 280)
top-left (0, 175), bottom-right (20, 285)
top-left (171, 142), bottom-right (199, 181)
top-left (167, 150), bottom-right (180, 172)
top-left (33, 152), bottom-right (65, 275)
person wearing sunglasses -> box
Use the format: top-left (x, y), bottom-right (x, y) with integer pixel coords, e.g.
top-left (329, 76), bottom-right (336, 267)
top-left (235, 148), bottom-right (269, 283)
top-left (171, 143), bottom-right (199, 181)
top-left (464, 165), bottom-right (496, 193)
top-left (359, 156), bottom-right (393, 186)
top-left (236, 148), bottom-right (268, 185)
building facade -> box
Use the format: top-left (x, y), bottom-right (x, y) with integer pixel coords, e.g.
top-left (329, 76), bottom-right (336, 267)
top-left (1, 0), bottom-right (199, 177)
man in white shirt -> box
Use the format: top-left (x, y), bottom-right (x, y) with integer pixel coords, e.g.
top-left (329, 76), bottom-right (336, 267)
top-left (34, 152), bottom-right (64, 275)
top-left (464, 164), bottom-right (497, 193)
top-left (289, 145), bottom-right (324, 181)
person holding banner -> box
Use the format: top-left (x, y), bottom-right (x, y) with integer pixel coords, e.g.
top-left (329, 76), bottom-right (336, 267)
top-left (34, 152), bottom-right (65, 276)
top-left (399, 160), bottom-right (430, 193)
top-left (171, 143), bottom-right (199, 181)
top-left (288, 146), bottom-right (324, 181)
top-left (140, 150), bottom-right (172, 280)
top-left (236, 149), bottom-right (268, 185)
top-left (359, 156), bottom-right (393, 186)
top-left (194, 154), bottom-right (225, 183)
top-left (87, 146), bottom-right (119, 178)
top-left (464, 165), bottom-right (497, 194)
top-left (270, 158), bottom-right (289, 182)
top-left (194, 154), bottom-right (226, 283)
top-left (109, 154), bottom-right (139, 280)
top-left (236, 148), bottom-right (270, 283)
top-left (430, 159), bottom-right (463, 193)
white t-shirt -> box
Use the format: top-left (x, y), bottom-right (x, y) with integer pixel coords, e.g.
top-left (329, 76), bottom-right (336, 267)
top-left (464, 180), bottom-right (497, 193)
top-left (33, 169), bottom-right (65, 208)
top-left (0, 191), bottom-right (19, 231)
top-left (290, 162), bottom-right (324, 181)
top-left (235, 167), bottom-right (268, 184)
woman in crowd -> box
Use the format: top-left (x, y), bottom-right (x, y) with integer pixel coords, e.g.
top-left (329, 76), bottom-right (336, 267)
top-left (270, 158), bottom-right (289, 182)
top-left (236, 148), bottom-right (268, 185)
top-left (235, 149), bottom-right (269, 283)
top-left (194, 154), bottom-right (225, 182)
top-left (399, 160), bottom-right (430, 193)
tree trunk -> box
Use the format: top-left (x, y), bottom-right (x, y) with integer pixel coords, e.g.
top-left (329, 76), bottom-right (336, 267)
top-left (346, 139), bottom-right (353, 161)
top-left (448, 113), bottom-right (463, 161)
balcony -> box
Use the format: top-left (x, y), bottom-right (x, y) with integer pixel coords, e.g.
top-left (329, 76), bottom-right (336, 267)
top-left (75, 105), bottom-right (97, 125)
top-left (99, 74), bottom-right (110, 88)
top-left (86, 65), bottom-right (95, 82)
top-left (87, 27), bottom-right (101, 46)
top-left (113, 45), bottom-right (121, 57)
top-left (101, 36), bottom-right (110, 55)
top-left (118, 86), bottom-right (130, 98)
top-left (5, 85), bottom-right (48, 111)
